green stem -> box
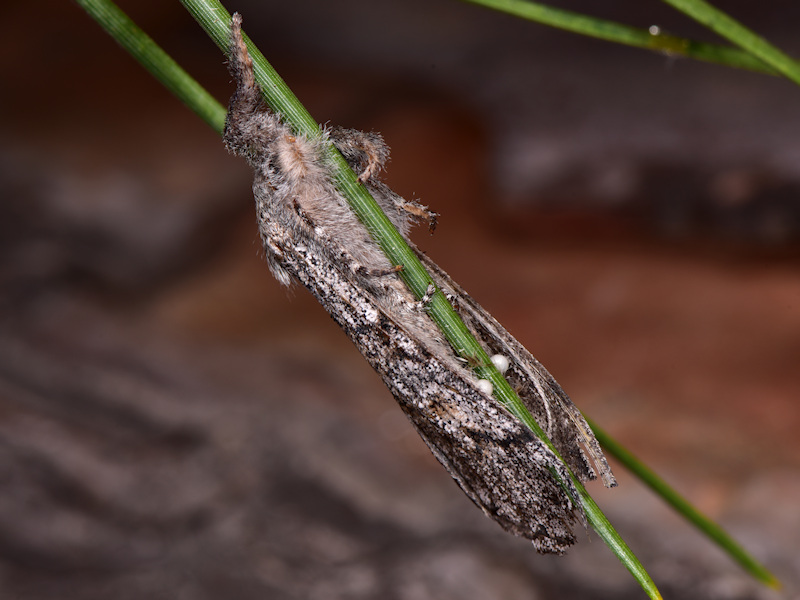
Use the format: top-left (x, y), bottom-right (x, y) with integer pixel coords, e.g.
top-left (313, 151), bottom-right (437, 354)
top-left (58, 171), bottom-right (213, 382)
top-left (178, 0), bottom-right (319, 135)
top-left (460, 0), bottom-right (777, 75)
top-left (588, 419), bottom-right (781, 589)
top-left (659, 0), bottom-right (800, 85)
top-left (74, 0), bottom-right (225, 132)
top-left (577, 481), bottom-right (662, 598)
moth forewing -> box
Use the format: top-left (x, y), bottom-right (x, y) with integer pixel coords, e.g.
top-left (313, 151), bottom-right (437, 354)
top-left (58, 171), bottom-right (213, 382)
top-left (276, 234), bottom-right (584, 553)
top-left (416, 251), bottom-right (617, 489)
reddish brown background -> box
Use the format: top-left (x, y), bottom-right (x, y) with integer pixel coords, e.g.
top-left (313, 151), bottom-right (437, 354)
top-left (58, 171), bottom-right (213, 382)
top-left (1, 1), bottom-right (798, 598)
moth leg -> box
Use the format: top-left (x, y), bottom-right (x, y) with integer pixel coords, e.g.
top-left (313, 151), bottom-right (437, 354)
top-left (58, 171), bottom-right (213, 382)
top-left (290, 198), bottom-right (322, 232)
top-left (331, 127), bottom-right (389, 183)
top-left (332, 127), bottom-right (439, 232)
top-left (400, 200), bottom-right (439, 233)
top-left (376, 185), bottom-right (439, 233)
top-left (432, 279), bottom-right (459, 310)
top-left (405, 282), bottom-right (438, 312)
top-left (355, 263), bottom-right (404, 278)
top-left (417, 283), bottom-right (437, 308)
top-left (259, 229), bottom-right (294, 286)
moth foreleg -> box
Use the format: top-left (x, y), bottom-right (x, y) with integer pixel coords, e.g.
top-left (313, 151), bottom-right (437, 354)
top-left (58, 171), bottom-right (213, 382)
top-left (331, 127), bottom-right (389, 183)
top-left (332, 127), bottom-right (438, 232)
top-left (399, 200), bottom-right (439, 233)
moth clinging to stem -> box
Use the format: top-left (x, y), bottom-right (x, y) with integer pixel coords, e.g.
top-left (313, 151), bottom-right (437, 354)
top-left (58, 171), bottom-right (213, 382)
top-left (222, 12), bottom-right (615, 554)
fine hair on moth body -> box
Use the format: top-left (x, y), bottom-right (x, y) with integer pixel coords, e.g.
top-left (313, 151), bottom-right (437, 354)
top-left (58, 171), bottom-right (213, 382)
top-left (223, 12), bottom-right (615, 554)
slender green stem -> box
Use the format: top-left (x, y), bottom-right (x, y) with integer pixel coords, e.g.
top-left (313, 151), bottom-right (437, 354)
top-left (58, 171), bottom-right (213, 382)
top-left (588, 419), bottom-right (781, 589)
top-left (576, 480), bottom-right (661, 598)
top-left (460, 0), bottom-right (777, 75)
top-left (495, 381), bottom-right (661, 598)
top-left (659, 0), bottom-right (800, 85)
top-left (74, 0), bottom-right (225, 132)
top-left (178, 0), bottom-right (319, 136)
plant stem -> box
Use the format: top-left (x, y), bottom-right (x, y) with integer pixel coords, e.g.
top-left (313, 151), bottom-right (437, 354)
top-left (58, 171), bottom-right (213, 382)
top-left (460, 0), bottom-right (777, 75)
top-left (589, 419), bottom-right (781, 589)
top-left (659, 0), bottom-right (800, 85)
top-left (74, 0), bottom-right (225, 132)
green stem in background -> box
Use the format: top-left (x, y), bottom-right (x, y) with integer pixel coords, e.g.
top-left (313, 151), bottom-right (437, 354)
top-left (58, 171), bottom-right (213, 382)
top-left (588, 419), bottom-right (781, 589)
top-left (659, 0), bottom-right (800, 85)
top-left (460, 0), bottom-right (779, 75)
top-left (75, 0), bottom-right (780, 594)
top-left (73, 0), bottom-right (225, 133)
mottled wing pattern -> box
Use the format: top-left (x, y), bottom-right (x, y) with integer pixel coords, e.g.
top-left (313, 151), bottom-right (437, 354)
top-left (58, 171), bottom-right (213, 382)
top-left (222, 13), bottom-right (614, 554)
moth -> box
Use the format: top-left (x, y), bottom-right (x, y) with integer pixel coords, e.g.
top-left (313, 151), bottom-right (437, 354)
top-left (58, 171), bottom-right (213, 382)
top-left (223, 13), bottom-right (615, 554)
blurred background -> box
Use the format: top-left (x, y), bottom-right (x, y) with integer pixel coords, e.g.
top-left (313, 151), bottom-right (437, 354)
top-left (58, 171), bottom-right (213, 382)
top-left (1, 1), bottom-right (798, 598)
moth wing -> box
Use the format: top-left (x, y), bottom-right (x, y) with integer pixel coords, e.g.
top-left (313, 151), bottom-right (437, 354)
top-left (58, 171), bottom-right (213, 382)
top-left (415, 248), bottom-right (617, 488)
top-left (282, 239), bottom-right (585, 552)
top-left (369, 307), bottom-right (584, 554)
